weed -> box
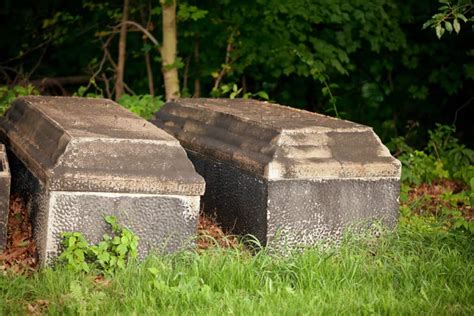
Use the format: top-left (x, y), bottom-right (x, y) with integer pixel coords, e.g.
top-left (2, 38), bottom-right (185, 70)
top-left (58, 216), bottom-right (139, 276)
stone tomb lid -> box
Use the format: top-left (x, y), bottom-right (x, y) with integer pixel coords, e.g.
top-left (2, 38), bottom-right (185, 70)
top-left (154, 98), bottom-right (401, 180)
top-left (0, 96), bottom-right (204, 195)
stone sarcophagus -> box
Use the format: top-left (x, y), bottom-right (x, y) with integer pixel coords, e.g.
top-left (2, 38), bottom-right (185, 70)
top-left (0, 144), bottom-right (11, 251)
top-left (153, 98), bottom-right (401, 247)
top-left (0, 96), bottom-right (205, 263)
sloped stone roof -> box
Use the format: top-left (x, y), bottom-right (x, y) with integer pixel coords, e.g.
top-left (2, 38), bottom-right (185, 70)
top-left (154, 98), bottom-right (401, 180)
top-left (1, 96), bottom-right (204, 195)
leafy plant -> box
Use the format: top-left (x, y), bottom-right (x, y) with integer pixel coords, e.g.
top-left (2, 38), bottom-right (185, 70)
top-left (73, 82), bottom-right (103, 98)
top-left (65, 280), bottom-right (106, 315)
top-left (0, 85), bottom-right (39, 115)
top-left (211, 83), bottom-right (269, 100)
top-left (118, 94), bottom-right (165, 119)
top-left (59, 215), bottom-right (139, 275)
top-left (393, 124), bottom-right (474, 185)
top-left (399, 150), bottom-right (449, 185)
top-left (59, 232), bottom-right (91, 273)
top-left (423, 0), bottom-right (473, 39)
top-left (73, 84), bottom-right (164, 119)
top-left (401, 183), bottom-right (474, 235)
top-left (177, 3), bottom-right (208, 21)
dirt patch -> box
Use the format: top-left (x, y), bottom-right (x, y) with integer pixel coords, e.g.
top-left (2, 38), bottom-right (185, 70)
top-left (406, 180), bottom-right (473, 221)
top-left (197, 212), bottom-right (239, 250)
top-left (0, 195), bottom-right (37, 274)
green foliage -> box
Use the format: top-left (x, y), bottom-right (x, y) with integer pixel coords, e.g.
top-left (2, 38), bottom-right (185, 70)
top-left (118, 94), bottom-right (165, 119)
top-left (1, 0), bottom-right (473, 146)
top-left (2, 223), bottom-right (473, 314)
top-left (470, 178), bottom-right (474, 205)
top-left (177, 4), bottom-right (208, 21)
top-left (41, 11), bottom-right (80, 44)
top-left (66, 280), bottom-right (106, 315)
top-left (73, 82), bottom-right (103, 98)
top-left (401, 183), bottom-right (474, 235)
top-left (74, 84), bottom-right (164, 119)
top-left (59, 216), bottom-right (139, 276)
top-left (394, 124), bottom-right (474, 185)
top-left (211, 83), bottom-right (270, 101)
top-left (399, 151), bottom-right (449, 185)
top-left (0, 85), bottom-right (39, 115)
top-left (58, 232), bottom-right (91, 273)
top-left (423, 0), bottom-right (473, 39)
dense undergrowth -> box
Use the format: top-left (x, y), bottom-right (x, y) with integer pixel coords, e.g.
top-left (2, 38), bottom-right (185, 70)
top-left (1, 223), bottom-right (473, 315)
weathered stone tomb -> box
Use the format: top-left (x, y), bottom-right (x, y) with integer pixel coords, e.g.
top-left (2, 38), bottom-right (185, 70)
top-left (0, 144), bottom-right (11, 251)
top-left (153, 98), bottom-right (401, 247)
top-left (0, 96), bottom-right (205, 263)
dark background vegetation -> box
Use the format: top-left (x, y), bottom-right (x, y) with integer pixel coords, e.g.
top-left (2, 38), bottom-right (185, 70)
top-left (0, 0), bottom-right (473, 146)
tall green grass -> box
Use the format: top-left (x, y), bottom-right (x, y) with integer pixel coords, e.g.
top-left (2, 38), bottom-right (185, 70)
top-left (1, 221), bottom-right (473, 315)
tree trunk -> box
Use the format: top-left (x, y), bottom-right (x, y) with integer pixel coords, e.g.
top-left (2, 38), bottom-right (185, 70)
top-left (144, 50), bottom-right (154, 96)
top-left (140, 6), bottom-right (155, 96)
top-left (115, 0), bottom-right (129, 101)
top-left (161, 0), bottom-right (180, 101)
top-left (193, 36), bottom-right (201, 97)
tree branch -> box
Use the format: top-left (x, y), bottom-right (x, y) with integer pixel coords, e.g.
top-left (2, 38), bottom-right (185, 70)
top-left (116, 20), bottom-right (161, 53)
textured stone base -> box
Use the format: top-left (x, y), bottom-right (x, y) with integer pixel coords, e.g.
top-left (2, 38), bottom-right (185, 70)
top-left (9, 153), bottom-right (200, 264)
top-left (189, 151), bottom-right (399, 247)
top-left (266, 178), bottom-right (399, 247)
top-left (44, 191), bottom-right (199, 262)
top-left (188, 151), bottom-right (268, 243)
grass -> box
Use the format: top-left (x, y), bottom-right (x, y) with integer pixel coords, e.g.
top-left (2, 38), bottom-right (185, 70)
top-left (1, 219), bottom-right (473, 315)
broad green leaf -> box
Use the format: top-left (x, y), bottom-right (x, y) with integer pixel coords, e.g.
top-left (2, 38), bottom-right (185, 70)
top-left (68, 236), bottom-right (77, 247)
top-left (116, 244), bottom-right (128, 256)
top-left (457, 14), bottom-right (468, 23)
top-left (444, 21), bottom-right (453, 32)
top-left (74, 249), bottom-right (85, 261)
top-left (436, 25), bottom-right (445, 39)
top-left (255, 91), bottom-right (269, 100)
top-left (453, 19), bottom-right (461, 34)
top-left (112, 236), bottom-right (121, 245)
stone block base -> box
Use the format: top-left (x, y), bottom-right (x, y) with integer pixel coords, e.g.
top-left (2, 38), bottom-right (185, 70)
top-left (189, 151), bottom-right (399, 247)
top-left (10, 153), bottom-right (199, 264)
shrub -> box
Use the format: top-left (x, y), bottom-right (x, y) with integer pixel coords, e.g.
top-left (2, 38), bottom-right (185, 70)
top-left (118, 94), bottom-right (164, 119)
top-left (392, 124), bottom-right (474, 185)
top-left (0, 85), bottom-right (39, 115)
